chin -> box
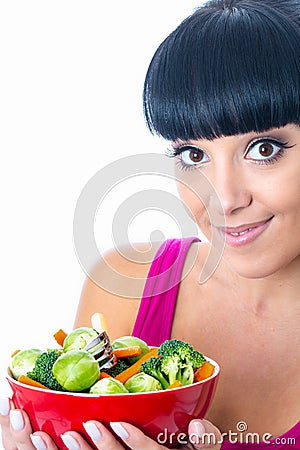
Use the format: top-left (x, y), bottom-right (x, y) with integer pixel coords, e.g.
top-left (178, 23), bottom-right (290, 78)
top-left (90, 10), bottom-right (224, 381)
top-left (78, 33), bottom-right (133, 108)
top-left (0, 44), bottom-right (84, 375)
top-left (226, 258), bottom-right (283, 280)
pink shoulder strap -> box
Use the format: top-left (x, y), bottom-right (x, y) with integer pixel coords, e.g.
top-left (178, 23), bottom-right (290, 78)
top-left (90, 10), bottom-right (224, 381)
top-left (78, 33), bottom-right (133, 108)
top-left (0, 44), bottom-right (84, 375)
top-left (132, 237), bottom-right (200, 346)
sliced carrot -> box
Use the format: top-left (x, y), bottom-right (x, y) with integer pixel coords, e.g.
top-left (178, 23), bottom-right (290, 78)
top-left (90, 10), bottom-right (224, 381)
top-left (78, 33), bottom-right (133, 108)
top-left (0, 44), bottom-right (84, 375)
top-left (18, 375), bottom-right (50, 390)
top-left (115, 347), bottom-right (159, 384)
top-left (11, 349), bottom-right (21, 358)
top-left (167, 380), bottom-right (183, 389)
top-left (53, 329), bottom-right (68, 347)
top-left (194, 361), bottom-right (215, 382)
top-left (99, 371), bottom-right (113, 379)
top-left (113, 346), bottom-right (142, 359)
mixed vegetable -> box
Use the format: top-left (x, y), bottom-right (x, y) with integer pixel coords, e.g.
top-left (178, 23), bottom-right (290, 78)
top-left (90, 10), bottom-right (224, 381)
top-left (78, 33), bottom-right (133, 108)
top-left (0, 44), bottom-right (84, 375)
top-left (9, 326), bottom-right (215, 394)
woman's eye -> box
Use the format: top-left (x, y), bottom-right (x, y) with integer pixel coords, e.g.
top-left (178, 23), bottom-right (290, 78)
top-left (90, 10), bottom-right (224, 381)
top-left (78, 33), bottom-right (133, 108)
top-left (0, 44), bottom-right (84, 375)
top-left (179, 146), bottom-right (209, 166)
top-left (245, 139), bottom-right (283, 161)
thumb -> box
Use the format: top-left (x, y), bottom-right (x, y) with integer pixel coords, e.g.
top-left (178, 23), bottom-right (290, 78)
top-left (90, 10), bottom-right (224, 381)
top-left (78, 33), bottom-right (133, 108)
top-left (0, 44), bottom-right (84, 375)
top-left (188, 418), bottom-right (222, 449)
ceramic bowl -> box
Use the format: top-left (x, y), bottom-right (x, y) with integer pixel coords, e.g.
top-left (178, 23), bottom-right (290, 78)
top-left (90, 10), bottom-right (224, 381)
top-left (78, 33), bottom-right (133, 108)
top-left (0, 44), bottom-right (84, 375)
top-left (7, 358), bottom-right (219, 449)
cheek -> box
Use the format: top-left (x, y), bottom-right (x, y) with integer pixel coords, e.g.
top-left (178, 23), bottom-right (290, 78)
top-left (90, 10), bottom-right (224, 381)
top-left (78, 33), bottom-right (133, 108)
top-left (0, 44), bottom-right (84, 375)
top-left (264, 178), bottom-right (300, 221)
top-left (177, 183), bottom-right (213, 238)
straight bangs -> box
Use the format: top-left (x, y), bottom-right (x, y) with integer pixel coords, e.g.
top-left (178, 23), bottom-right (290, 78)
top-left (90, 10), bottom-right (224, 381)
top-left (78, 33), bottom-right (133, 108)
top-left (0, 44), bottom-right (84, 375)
top-left (143, 4), bottom-right (300, 142)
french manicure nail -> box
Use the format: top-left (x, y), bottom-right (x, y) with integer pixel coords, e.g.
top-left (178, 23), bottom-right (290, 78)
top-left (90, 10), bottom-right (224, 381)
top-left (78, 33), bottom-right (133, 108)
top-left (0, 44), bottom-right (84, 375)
top-left (83, 421), bottom-right (102, 441)
top-left (10, 410), bottom-right (24, 431)
top-left (60, 434), bottom-right (80, 450)
top-left (192, 420), bottom-right (206, 437)
top-left (0, 397), bottom-right (10, 416)
top-left (110, 421), bottom-right (129, 439)
top-left (30, 434), bottom-right (47, 450)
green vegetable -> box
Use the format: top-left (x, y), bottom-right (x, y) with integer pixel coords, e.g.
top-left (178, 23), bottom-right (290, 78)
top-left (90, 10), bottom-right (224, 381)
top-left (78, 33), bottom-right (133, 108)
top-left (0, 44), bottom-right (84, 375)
top-left (124, 372), bottom-right (163, 393)
top-left (112, 336), bottom-right (149, 363)
top-left (159, 339), bottom-right (206, 369)
top-left (63, 327), bottom-right (99, 352)
top-left (10, 349), bottom-right (43, 380)
top-left (89, 377), bottom-right (128, 394)
top-left (102, 359), bottom-right (130, 377)
top-left (140, 356), bottom-right (170, 389)
top-left (53, 350), bottom-right (100, 391)
top-left (141, 339), bottom-right (206, 389)
top-left (27, 350), bottom-right (64, 391)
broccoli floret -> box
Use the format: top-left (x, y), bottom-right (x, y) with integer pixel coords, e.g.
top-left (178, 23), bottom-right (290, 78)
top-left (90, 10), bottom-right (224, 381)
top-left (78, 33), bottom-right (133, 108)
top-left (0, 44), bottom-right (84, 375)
top-left (160, 354), bottom-right (181, 385)
top-left (140, 356), bottom-right (170, 389)
top-left (27, 350), bottom-right (64, 391)
top-left (141, 340), bottom-right (207, 389)
top-left (102, 359), bottom-right (130, 377)
top-left (159, 339), bottom-right (194, 359)
top-left (159, 339), bottom-right (206, 369)
top-left (191, 350), bottom-right (207, 369)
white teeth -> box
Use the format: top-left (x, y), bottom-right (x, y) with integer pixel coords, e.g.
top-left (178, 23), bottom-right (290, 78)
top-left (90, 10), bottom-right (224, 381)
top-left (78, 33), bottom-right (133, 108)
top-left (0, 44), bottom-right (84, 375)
top-left (229, 228), bottom-right (252, 236)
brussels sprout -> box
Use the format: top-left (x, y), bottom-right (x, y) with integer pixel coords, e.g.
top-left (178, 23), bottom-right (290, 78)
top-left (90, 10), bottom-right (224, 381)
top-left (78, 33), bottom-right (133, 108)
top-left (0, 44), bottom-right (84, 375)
top-left (52, 350), bottom-right (100, 391)
top-left (10, 349), bottom-right (43, 380)
top-left (89, 377), bottom-right (128, 394)
top-left (124, 373), bottom-right (163, 393)
top-left (112, 336), bottom-right (149, 364)
top-left (63, 327), bottom-right (99, 352)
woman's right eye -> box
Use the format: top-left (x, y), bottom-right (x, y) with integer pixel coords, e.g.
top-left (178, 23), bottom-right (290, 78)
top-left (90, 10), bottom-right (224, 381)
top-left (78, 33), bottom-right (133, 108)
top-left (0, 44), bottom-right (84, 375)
top-left (177, 145), bottom-right (209, 168)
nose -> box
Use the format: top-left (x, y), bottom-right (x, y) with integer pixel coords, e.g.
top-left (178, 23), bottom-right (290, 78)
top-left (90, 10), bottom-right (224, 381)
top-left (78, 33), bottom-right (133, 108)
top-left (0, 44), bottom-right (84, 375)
top-left (208, 163), bottom-right (252, 217)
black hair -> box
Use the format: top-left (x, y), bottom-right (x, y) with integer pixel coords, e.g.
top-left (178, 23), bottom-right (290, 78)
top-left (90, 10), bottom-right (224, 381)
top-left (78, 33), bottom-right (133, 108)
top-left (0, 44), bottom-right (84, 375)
top-left (143, 0), bottom-right (300, 141)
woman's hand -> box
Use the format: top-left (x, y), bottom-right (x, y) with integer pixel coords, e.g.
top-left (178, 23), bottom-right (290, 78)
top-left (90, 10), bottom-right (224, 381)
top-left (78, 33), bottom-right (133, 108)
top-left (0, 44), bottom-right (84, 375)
top-left (0, 397), bottom-right (222, 450)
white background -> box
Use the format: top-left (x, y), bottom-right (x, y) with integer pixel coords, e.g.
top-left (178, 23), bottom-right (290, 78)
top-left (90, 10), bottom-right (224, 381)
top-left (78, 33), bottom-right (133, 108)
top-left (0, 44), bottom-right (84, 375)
top-left (0, 0), bottom-right (205, 402)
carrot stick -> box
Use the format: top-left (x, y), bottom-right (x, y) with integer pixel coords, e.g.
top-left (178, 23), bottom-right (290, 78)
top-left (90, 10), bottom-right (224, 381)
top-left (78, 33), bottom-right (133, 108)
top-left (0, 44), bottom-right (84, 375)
top-left (18, 375), bottom-right (50, 390)
top-left (194, 361), bottom-right (215, 382)
top-left (53, 329), bottom-right (68, 347)
top-left (99, 371), bottom-right (113, 379)
top-left (113, 346), bottom-right (142, 359)
top-left (167, 380), bottom-right (183, 389)
top-left (11, 349), bottom-right (21, 358)
top-left (115, 347), bottom-right (159, 384)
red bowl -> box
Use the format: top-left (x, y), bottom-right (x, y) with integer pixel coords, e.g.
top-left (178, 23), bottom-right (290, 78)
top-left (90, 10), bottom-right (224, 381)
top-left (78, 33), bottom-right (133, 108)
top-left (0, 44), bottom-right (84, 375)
top-left (7, 358), bottom-right (219, 449)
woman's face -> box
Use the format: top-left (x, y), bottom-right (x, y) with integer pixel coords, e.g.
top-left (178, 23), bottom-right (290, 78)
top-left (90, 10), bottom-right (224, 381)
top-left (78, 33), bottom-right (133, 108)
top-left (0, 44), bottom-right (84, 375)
top-left (173, 124), bottom-right (300, 278)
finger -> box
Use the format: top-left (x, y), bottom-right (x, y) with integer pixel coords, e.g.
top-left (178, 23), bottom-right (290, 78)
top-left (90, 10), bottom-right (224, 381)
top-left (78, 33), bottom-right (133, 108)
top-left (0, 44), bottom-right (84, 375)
top-left (9, 409), bottom-right (36, 450)
top-left (81, 422), bottom-right (126, 449)
top-left (30, 432), bottom-right (59, 450)
top-left (61, 430), bottom-right (102, 450)
top-left (109, 421), bottom-right (166, 450)
top-left (0, 397), bottom-right (17, 450)
top-left (188, 419), bottom-right (222, 449)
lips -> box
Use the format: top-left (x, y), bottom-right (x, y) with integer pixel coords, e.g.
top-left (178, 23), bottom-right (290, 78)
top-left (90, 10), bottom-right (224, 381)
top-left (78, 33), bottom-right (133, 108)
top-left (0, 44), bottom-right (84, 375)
top-left (218, 217), bottom-right (273, 247)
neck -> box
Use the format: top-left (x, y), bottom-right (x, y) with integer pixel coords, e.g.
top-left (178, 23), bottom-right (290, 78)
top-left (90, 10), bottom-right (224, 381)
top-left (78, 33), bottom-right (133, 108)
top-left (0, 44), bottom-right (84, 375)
top-left (222, 256), bottom-right (300, 316)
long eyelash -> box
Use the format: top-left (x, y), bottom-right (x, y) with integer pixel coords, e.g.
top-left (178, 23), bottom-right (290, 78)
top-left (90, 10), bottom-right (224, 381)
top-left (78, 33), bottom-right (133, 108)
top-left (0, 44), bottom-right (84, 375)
top-left (165, 145), bottom-right (194, 158)
top-left (165, 147), bottom-right (178, 158)
top-left (165, 145), bottom-right (202, 171)
top-left (248, 138), bottom-right (294, 150)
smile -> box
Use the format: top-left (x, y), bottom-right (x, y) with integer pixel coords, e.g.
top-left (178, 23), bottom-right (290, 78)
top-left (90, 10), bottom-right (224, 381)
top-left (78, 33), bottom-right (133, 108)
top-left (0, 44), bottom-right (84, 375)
top-left (228, 228), bottom-right (254, 236)
top-left (218, 217), bottom-right (273, 247)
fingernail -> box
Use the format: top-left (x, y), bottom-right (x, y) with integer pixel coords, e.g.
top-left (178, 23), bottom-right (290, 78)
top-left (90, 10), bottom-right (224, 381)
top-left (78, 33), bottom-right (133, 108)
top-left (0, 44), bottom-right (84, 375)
top-left (60, 434), bottom-right (80, 450)
top-left (30, 434), bottom-right (47, 450)
top-left (0, 397), bottom-right (10, 416)
top-left (191, 420), bottom-right (206, 437)
top-left (10, 410), bottom-right (24, 431)
top-left (110, 421), bottom-right (129, 439)
top-left (83, 421), bottom-right (102, 442)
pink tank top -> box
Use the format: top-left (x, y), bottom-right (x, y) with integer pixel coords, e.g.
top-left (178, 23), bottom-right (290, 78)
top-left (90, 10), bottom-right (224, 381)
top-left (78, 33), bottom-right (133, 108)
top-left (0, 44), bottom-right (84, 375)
top-left (132, 238), bottom-right (300, 449)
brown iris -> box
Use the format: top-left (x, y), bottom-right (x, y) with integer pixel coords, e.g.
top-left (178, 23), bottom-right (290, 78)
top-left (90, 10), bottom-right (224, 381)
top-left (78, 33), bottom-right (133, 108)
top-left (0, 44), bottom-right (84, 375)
top-left (258, 142), bottom-right (274, 157)
top-left (188, 148), bottom-right (203, 163)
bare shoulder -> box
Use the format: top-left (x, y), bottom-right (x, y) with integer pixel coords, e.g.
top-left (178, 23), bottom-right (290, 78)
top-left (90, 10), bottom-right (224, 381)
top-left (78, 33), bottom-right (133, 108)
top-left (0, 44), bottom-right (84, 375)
top-left (73, 242), bottom-right (161, 341)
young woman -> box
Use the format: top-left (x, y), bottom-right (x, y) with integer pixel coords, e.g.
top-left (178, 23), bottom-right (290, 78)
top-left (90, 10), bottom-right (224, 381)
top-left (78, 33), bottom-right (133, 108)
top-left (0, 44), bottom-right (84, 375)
top-left (1, 0), bottom-right (300, 448)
